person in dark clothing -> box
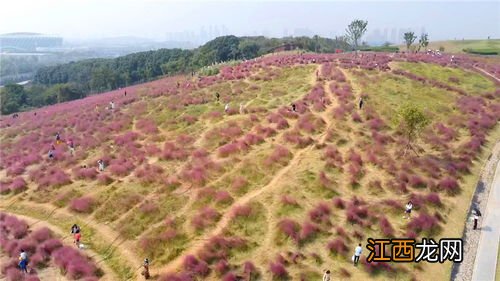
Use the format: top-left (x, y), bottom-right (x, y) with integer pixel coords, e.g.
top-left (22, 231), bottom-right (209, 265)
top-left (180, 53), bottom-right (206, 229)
top-left (291, 103), bottom-right (296, 112)
top-left (215, 92), bottom-right (220, 102)
top-left (359, 97), bottom-right (364, 109)
top-left (124, 91), bottom-right (127, 97)
top-left (141, 258), bottom-right (150, 279)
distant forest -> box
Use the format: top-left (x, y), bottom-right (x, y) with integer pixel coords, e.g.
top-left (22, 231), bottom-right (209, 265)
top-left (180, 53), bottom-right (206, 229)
top-left (1, 35), bottom-right (350, 114)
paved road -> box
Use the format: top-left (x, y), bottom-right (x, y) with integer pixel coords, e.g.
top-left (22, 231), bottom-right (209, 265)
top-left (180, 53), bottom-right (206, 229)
top-left (472, 161), bottom-right (500, 281)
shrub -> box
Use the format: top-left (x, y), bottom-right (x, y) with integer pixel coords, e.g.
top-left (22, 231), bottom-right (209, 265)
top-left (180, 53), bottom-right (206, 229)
top-left (438, 177), bottom-right (460, 195)
top-left (308, 202), bottom-right (331, 224)
top-left (264, 145), bottom-right (291, 166)
top-left (9, 177), bottom-right (27, 194)
top-left (69, 196), bottom-right (95, 213)
top-left (243, 261), bottom-right (256, 274)
top-left (183, 255), bottom-right (209, 277)
top-left (332, 197), bottom-right (345, 209)
top-left (281, 195), bottom-right (298, 206)
top-left (327, 238), bottom-right (348, 255)
top-left (379, 216), bottom-right (395, 237)
top-left (318, 171), bottom-right (332, 188)
top-left (191, 207), bottom-right (220, 230)
top-left (218, 143), bottom-right (240, 157)
top-left (407, 213), bottom-right (440, 235)
top-left (230, 176), bottom-right (248, 192)
top-left (31, 227), bottom-right (52, 242)
top-left (409, 175), bottom-right (427, 188)
top-left (97, 174), bottom-right (113, 185)
top-left (300, 222), bottom-right (319, 243)
top-left (269, 262), bottom-right (288, 279)
top-left (215, 191), bottom-right (233, 204)
top-left (426, 192), bottom-right (442, 206)
top-left (278, 219), bottom-right (301, 243)
top-left (232, 204), bottom-right (252, 218)
top-left (214, 259), bottom-right (230, 275)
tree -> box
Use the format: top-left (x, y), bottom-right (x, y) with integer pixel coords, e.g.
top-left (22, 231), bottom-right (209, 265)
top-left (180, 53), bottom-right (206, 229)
top-left (345, 19), bottom-right (368, 50)
top-left (238, 41), bottom-right (259, 59)
top-left (403, 32), bottom-right (417, 52)
top-left (418, 33), bottom-right (429, 52)
top-left (396, 104), bottom-right (430, 156)
top-left (0, 84), bottom-right (26, 114)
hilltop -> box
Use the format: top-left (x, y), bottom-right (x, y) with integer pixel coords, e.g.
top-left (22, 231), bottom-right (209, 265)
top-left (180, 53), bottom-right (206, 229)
top-left (0, 52), bottom-right (499, 281)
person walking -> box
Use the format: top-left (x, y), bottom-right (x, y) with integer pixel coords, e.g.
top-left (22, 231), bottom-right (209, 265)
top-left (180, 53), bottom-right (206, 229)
top-left (353, 243), bottom-right (362, 266)
top-left (358, 97), bottom-right (364, 110)
top-left (215, 92), bottom-right (220, 102)
top-left (48, 148), bottom-right (55, 160)
top-left (239, 103), bottom-right (245, 114)
top-left (141, 258), bottom-right (151, 279)
top-left (71, 224), bottom-right (80, 235)
top-left (18, 249), bottom-right (28, 273)
top-left (472, 210), bottom-right (480, 230)
top-left (67, 139), bottom-right (75, 156)
top-left (404, 201), bottom-right (413, 219)
top-left (98, 160), bottom-right (105, 172)
top-left (291, 103), bottom-right (296, 112)
top-left (224, 103), bottom-right (230, 113)
top-left (322, 270), bottom-right (331, 281)
top-left (55, 132), bottom-right (61, 145)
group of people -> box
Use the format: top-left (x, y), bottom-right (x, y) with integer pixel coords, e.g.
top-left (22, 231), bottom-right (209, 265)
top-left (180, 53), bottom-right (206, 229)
top-left (48, 132), bottom-right (76, 159)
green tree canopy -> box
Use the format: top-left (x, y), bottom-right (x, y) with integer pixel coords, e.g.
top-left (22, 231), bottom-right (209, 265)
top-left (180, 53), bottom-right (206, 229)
top-left (345, 19), bottom-right (368, 49)
top-left (404, 32), bottom-right (417, 52)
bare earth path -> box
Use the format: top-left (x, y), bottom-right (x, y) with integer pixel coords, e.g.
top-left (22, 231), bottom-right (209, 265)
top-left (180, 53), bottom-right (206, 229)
top-left (472, 155), bottom-right (500, 281)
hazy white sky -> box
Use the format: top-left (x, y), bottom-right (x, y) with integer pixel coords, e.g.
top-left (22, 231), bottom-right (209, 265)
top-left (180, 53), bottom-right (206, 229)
top-left (1, 0), bottom-right (499, 42)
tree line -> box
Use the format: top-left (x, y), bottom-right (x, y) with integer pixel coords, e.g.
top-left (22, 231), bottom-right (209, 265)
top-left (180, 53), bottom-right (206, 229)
top-left (1, 35), bottom-right (351, 114)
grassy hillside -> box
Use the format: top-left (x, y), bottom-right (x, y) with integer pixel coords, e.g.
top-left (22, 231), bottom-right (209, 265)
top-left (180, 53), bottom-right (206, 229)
top-left (412, 39), bottom-right (500, 54)
top-left (0, 52), bottom-right (499, 281)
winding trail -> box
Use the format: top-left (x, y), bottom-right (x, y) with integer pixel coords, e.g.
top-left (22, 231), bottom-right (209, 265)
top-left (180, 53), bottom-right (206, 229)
top-left (473, 66), bottom-right (500, 83)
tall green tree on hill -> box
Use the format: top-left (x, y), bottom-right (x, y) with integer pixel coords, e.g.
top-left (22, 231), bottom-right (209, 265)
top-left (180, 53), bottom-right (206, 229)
top-left (396, 104), bottom-right (430, 156)
top-left (345, 19), bottom-right (368, 50)
top-left (418, 33), bottom-right (429, 52)
top-left (404, 31), bottom-right (417, 52)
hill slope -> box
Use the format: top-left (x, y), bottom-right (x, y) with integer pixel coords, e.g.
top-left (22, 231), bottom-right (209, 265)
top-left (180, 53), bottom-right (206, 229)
top-left (0, 52), bottom-right (499, 281)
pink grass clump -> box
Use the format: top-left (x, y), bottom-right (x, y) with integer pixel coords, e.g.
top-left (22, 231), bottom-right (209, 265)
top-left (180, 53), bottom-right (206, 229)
top-left (264, 145), bottom-right (291, 166)
top-left (191, 207), bottom-right (221, 230)
top-left (230, 176), bottom-right (248, 192)
top-left (281, 195), bottom-right (299, 206)
top-left (327, 238), bottom-right (348, 256)
top-left (278, 218), bottom-right (301, 243)
top-left (308, 202), bottom-right (331, 225)
top-left (218, 142), bottom-right (240, 158)
top-left (183, 255), bottom-right (209, 277)
top-left (231, 204), bottom-right (252, 218)
top-left (69, 196), bottom-right (95, 213)
top-left (269, 261), bottom-right (288, 279)
top-left (438, 177), bottom-right (460, 195)
top-left (379, 216), bottom-right (395, 237)
top-left (9, 177), bottom-right (27, 194)
top-left (407, 212), bottom-right (440, 236)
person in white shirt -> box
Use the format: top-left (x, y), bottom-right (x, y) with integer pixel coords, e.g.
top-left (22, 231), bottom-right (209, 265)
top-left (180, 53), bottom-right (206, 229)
top-left (322, 270), bottom-right (331, 281)
top-left (404, 201), bottom-right (413, 219)
top-left (354, 243), bottom-right (363, 265)
top-left (224, 103), bottom-right (230, 113)
top-left (473, 212), bottom-right (479, 230)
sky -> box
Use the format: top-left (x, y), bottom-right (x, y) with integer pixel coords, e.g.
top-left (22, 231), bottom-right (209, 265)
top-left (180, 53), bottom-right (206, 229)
top-left (1, 0), bottom-right (499, 44)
